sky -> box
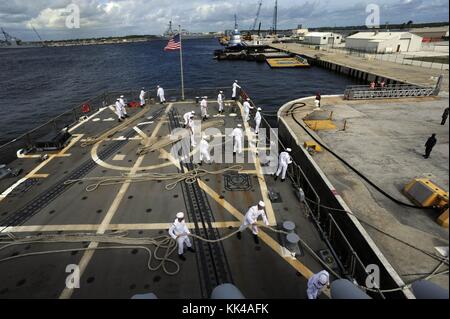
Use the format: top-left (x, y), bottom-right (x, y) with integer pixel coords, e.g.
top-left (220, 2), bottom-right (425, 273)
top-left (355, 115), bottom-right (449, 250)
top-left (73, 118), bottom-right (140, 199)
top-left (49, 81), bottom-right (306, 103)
top-left (0, 0), bottom-right (448, 41)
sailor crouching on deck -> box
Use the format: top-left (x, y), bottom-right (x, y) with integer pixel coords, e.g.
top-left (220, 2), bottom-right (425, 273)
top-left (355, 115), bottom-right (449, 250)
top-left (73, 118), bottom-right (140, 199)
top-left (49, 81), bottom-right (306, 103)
top-left (237, 201), bottom-right (269, 244)
top-left (274, 148), bottom-right (293, 182)
top-left (307, 270), bottom-right (330, 299)
top-left (169, 212), bottom-right (196, 261)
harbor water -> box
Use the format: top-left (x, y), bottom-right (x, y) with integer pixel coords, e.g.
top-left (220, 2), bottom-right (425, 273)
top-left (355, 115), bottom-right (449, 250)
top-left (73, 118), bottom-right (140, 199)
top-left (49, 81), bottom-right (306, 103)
top-left (0, 38), bottom-right (357, 144)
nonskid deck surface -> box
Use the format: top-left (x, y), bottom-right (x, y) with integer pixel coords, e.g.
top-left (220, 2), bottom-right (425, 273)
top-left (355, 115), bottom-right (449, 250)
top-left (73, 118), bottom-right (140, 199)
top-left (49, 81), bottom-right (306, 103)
top-left (0, 100), bottom-right (329, 299)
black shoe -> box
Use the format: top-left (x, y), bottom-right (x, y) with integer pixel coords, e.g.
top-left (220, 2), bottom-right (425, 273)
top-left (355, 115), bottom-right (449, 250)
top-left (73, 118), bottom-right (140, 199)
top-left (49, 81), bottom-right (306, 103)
top-left (233, 152), bottom-right (236, 155)
top-left (187, 247), bottom-right (196, 253)
top-left (253, 234), bottom-right (260, 245)
top-left (274, 174), bottom-right (278, 181)
top-left (237, 232), bottom-right (242, 240)
top-left (179, 254), bottom-right (186, 261)
top-left (281, 179), bottom-right (285, 183)
top-left (199, 162), bottom-right (203, 166)
top-left (118, 119), bottom-right (122, 123)
top-left (125, 114), bottom-right (130, 118)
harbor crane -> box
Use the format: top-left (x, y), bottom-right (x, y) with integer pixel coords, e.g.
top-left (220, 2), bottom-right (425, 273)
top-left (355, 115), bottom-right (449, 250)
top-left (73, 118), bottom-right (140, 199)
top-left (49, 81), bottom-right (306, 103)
top-left (250, 0), bottom-right (263, 31)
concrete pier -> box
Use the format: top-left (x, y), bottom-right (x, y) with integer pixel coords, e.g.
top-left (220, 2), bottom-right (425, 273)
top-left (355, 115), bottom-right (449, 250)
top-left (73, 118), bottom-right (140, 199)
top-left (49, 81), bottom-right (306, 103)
top-left (270, 43), bottom-right (449, 92)
top-left (278, 94), bottom-right (449, 292)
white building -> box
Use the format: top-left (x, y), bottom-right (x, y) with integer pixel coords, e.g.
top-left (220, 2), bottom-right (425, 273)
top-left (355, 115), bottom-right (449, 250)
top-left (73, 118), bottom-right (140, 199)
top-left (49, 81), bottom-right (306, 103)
top-left (302, 32), bottom-right (342, 45)
top-left (345, 31), bottom-right (423, 53)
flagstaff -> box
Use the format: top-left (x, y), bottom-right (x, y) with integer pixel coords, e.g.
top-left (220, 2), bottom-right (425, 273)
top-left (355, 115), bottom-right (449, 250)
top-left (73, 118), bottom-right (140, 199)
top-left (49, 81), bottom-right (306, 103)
top-left (179, 25), bottom-right (185, 101)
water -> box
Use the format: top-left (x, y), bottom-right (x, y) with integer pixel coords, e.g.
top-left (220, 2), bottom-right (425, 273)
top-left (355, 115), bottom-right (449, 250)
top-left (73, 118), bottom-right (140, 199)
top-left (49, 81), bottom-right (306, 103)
top-left (0, 38), bottom-right (357, 144)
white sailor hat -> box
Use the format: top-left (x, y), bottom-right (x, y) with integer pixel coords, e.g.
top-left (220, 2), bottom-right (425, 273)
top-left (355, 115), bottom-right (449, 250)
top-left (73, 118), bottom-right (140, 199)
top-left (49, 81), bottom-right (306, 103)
top-left (176, 212), bottom-right (185, 219)
top-left (246, 98), bottom-right (251, 101)
top-left (203, 96), bottom-right (208, 99)
top-left (116, 98), bottom-right (120, 101)
top-left (237, 124), bottom-right (242, 128)
top-left (191, 110), bottom-right (195, 114)
top-left (258, 201), bottom-right (265, 207)
top-left (220, 90), bottom-right (224, 93)
top-left (257, 107), bottom-right (262, 111)
top-left (319, 272), bottom-right (329, 285)
top-left (120, 95), bottom-right (124, 98)
top-left (286, 148), bottom-right (292, 152)
top-left (235, 80), bottom-right (238, 82)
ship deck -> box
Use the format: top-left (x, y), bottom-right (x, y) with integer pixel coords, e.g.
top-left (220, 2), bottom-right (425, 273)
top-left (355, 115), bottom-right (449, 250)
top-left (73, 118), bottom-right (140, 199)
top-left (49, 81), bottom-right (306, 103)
top-left (0, 99), bottom-right (330, 299)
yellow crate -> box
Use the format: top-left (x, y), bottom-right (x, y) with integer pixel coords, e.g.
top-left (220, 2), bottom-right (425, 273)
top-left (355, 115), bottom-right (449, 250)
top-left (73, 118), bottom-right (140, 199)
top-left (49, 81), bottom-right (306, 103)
top-left (304, 141), bottom-right (322, 152)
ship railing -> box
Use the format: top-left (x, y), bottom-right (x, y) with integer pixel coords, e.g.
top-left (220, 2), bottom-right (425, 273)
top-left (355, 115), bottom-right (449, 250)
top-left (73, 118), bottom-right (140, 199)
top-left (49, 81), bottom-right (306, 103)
top-left (239, 87), bottom-right (386, 298)
top-left (0, 87), bottom-right (230, 165)
top-left (344, 83), bottom-right (437, 100)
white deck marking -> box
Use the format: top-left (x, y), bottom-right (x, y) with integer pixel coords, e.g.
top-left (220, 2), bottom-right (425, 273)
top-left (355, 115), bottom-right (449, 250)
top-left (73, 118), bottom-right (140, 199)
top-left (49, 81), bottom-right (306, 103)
top-left (0, 134), bottom-right (84, 204)
top-left (59, 104), bottom-right (173, 299)
top-left (112, 155), bottom-right (126, 161)
top-left (69, 107), bottom-right (108, 133)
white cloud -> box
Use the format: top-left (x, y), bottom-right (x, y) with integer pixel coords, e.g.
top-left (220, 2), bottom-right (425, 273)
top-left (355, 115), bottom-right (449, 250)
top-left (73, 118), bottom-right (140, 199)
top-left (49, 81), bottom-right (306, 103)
top-left (0, 0), bottom-right (447, 40)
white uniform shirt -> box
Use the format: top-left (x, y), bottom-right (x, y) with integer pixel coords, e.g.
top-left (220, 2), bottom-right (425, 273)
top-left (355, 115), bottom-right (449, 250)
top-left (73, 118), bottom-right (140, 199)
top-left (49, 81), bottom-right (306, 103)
top-left (232, 83), bottom-right (240, 97)
top-left (119, 98), bottom-right (126, 107)
top-left (168, 219), bottom-right (191, 240)
top-left (230, 128), bottom-right (243, 139)
top-left (199, 139), bottom-right (209, 153)
top-left (183, 112), bottom-right (193, 124)
top-left (157, 87), bottom-right (165, 98)
top-left (279, 152), bottom-right (292, 166)
top-left (244, 205), bottom-right (269, 226)
top-left (243, 101), bottom-right (253, 113)
top-left (140, 90), bottom-right (145, 99)
top-left (217, 93), bottom-right (223, 104)
top-left (255, 111), bottom-right (261, 122)
top-left (307, 270), bottom-right (329, 299)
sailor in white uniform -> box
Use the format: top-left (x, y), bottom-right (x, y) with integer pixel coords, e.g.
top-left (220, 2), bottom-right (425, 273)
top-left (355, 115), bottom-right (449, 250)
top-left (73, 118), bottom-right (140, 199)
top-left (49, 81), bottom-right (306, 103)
top-left (115, 99), bottom-right (125, 122)
top-left (307, 270), bottom-right (330, 299)
top-left (168, 212), bottom-right (195, 261)
top-left (232, 80), bottom-right (241, 100)
top-left (237, 201), bottom-right (269, 244)
top-left (139, 88), bottom-right (146, 107)
top-left (217, 91), bottom-right (224, 114)
top-left (230, 124), bottom-right (244, 154)
top-left (119, 95), bottom-right (129, 118)
top-left (200, 96), bottom-right (209, 121)
top-left (183, 111), bottom-right (195, 127)
top-left (187, 117), bottom-right (197, 147)
top-left (198, 135), bottom-right (211, 165)
top-left (243, 98), bottom-right (254, 122)
top-left (274, 148), bottom-right (293, 182)
top-left (254, 107), bottom-right (262, 134)
top-left (157, 85), bottom-right (166, 104)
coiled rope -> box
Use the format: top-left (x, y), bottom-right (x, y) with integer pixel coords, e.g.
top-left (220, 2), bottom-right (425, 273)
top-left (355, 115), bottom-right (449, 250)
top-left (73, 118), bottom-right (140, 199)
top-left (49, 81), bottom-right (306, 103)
top-left (64, 165), bottom-right (244, 192)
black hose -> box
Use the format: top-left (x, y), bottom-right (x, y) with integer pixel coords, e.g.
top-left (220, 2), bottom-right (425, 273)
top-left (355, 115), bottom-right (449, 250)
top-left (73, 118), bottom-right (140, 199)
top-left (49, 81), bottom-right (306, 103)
top-left (288, 103), bottom-right (429, 210)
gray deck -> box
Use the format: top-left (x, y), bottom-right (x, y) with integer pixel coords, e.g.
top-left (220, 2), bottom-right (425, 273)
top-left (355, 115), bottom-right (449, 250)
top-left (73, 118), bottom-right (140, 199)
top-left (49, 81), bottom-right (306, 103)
top-left (0, 100), bottom-right (328, 299)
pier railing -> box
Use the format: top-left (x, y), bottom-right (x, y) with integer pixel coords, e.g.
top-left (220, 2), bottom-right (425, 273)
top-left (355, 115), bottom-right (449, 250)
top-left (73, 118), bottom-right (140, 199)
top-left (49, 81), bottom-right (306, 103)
top-left (344, 83), bottom-right (438, 100)
top-left (0, 87), bottom-right (229, 165)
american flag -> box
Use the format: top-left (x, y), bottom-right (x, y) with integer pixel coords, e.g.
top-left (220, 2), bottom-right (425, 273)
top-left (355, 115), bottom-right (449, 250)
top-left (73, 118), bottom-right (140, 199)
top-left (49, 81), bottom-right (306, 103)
top-left (164, 34), bottom-right (181, 51)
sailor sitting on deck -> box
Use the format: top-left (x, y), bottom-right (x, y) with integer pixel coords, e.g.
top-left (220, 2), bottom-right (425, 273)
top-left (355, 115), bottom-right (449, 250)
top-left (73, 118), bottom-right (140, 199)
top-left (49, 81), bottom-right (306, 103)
top-left (237, 201), bottom-right (269, 244)
top-left (169, 212), bottom-right (196, 261)
top-left (274, 148), bottom-right (293, 182)
top-left (243, 98), bottom-right (254, 122)
top-left (200, 96), bottom-right (209, 121)
top-left (230, 124), bottom-right (244, 155)
top-left (157, 85), bottom-right (166, 104)
top-left (307, 270), bottom-right (330, 299)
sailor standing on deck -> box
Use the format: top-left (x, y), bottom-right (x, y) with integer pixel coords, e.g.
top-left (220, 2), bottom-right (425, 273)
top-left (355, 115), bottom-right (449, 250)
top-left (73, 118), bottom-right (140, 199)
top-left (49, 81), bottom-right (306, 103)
top-left (217, 91), bottom-right (225, 114)
top-left (237, 201), bottom-right (269, 244)
top-left (187, 116), bottom-right (197, 147)
top-left (232, 80), bottom-right (241, 100)
top-left (307, 270), bottom-right (330, 299)
top-left (198, 135), bottom-right (211, 165)
top-left (200, 96), bottom-right (209, 121)
top-left (274, 148), bottom-right (293, 182)
top-left (243, 98), bottom-right (254, 122)
top-left (157, 85), bottom-right (166, 104)
top-left (115, 99), bottom-right (125, 122)
top-left (119, 95), bottom-right (129, 118)
top-left (254, 107), bottom-right (262, 134)
top-left (168, 212), bottom-right (195, 261)
top-left (183, 111), bottom-right (195, 128)
top-left (139, 88), bottom-right (146, 107)
top-left (230, 124), bottom-right (244, 154)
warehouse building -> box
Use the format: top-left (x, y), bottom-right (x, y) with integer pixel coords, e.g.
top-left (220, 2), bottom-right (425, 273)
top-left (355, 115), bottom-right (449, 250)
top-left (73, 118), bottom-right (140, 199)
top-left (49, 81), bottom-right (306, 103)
top-left (302, 32), bottom-right (342, 46)
top-left (345, 31), bottom-right (423, 53)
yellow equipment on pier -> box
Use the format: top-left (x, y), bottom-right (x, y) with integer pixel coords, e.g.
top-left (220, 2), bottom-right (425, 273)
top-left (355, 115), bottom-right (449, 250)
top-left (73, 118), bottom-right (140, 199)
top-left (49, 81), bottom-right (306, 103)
top-left (266, 56), bottom-right (310, 68)
top-left (404, 178), bottom-right (449, 228)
